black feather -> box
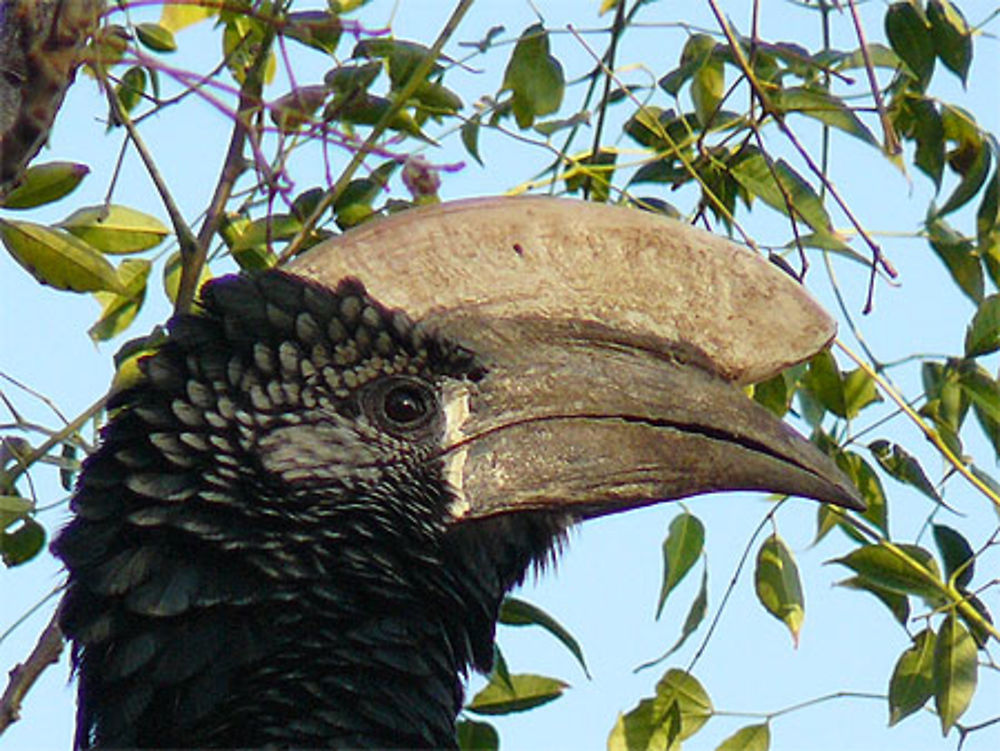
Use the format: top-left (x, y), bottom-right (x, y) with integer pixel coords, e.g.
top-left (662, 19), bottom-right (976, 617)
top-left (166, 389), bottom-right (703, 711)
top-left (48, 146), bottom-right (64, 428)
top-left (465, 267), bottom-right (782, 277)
top-left (54, 270), bottom-right (565, 749)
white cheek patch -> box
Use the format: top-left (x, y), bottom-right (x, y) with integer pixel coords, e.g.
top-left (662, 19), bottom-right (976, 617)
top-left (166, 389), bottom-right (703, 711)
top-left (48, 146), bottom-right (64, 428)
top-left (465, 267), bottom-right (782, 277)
top-left (440, 380), bottom-right (472, 519)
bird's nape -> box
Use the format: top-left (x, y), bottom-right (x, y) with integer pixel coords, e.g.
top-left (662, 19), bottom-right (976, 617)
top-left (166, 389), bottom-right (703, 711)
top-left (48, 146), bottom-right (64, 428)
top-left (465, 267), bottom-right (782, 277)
top-left (54, 197), bottom-right (863, 749)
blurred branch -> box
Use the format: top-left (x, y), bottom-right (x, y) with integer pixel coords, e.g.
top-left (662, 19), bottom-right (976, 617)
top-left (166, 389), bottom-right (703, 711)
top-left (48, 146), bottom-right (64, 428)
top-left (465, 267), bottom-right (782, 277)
top-left (0, 603), bottom-right (64, 737)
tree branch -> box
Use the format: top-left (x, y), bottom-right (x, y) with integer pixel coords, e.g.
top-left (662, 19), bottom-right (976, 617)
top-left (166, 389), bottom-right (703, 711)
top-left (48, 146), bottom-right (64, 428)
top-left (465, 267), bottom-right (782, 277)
top-left (0, 603), bottom-right (64, 737)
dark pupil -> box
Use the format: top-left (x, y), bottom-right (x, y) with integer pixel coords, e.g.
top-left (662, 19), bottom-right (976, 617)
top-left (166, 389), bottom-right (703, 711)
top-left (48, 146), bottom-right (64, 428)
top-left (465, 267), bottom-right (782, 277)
top-left (383, 385), bottom-right (428, 424)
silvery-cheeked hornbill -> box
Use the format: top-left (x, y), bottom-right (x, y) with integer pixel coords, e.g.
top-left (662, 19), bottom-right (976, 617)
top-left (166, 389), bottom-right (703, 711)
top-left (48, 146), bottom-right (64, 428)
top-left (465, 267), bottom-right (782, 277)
top-left (53, 197), bottom-right (863, 749)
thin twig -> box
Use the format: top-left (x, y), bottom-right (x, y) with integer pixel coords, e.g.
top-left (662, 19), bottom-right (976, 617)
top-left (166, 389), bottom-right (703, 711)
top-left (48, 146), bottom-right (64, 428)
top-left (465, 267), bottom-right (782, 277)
top-left (846, 0), bottom-right (900, 155)
top-left (705, 0), bottom-right (898, 313)
top-left (686, 501), bottom-right (784, 672)
top-left (99, 69), bottom-right (200, 296)
top-left (836, 340), bottom-right (1000, 512)
top-left (0, 603), bottom-right (64, 737)
top-left (566, 25), bottom-right (752, 245)
top-left (278, 0), bottom-right (477, 264)
top-left (583, 0), bottom-right (626, 200)
top-left (2, 395), bottom-right (106, 488)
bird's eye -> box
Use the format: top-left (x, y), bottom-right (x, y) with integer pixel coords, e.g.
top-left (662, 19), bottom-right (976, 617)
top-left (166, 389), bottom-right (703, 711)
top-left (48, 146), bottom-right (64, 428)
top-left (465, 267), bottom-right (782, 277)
top-left (362, 377), bottom-right (439, 434)
top-left (384, 383), bottom-right (430, 424)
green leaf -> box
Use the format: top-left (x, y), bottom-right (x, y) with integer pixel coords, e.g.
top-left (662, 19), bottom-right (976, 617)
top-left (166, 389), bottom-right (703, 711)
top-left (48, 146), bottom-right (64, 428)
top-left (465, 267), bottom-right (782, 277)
top-left (964, 295), bottom-right (1000, 357)
top-left (716, 723), bottom-right (771, 751)
top-left (609, 669), bottom-right (712, 751)
top-left (1, 516), bottom-right (46, 566)
top-left (135, 22), bottom-right (177, 53)
top-left (835, 450), bottom-right (888, 535)
top-left (499, 597), bottom-right (590, 678)
top-left (927, 0), bottom-right (972, 84)
top-left (323, 93), bottom-right (428, 140)
top-left (834, 43), bottom-right (902, 72)
top-left (922, 360), bottom-right (970, 434)
top-left (223, 14), bottom-right (276, 86)
top-left (637, 565), bottom-right (709, 672)
top-left (656, 512), bottom-right (705, 617)
top-left (654, 669), bottom-right (713, 742)
top-left (0, 219), bottom-right (125, 294)
top-left (752, 371), bottom-right (791, 417)
top-left (59, 443), bottom-right (78, 492)
top-left (958, 365), bottom-right (1000, 458)
top-left (115, 66), bottom-right (147, 118)
top-left (888, 628), bottom-right (936, 726)
top-left (0, 495), bottom-right (33, 530)
top-left (842, 368), bottom-right (881, 419)
top-left (456, 718), bottom-right (499, 751)
top-left (355, 39), bottom-right (439, 89)
top-left (911, 98), bottom-right (946, 187)
top-left (1, 161), bottom-right (89, 209)
top-left (933, 613), bottom-right (978, 735)
top-left (461, 116), bottom-right (483, 166)
top-left (534, 110), bottom-right (591, 137)
top-left (270, 86), bottom-right (327, 133)
top-left (608, 701), bottom-right (675, 751)
top-left (728, 148), bottom-right (832, 234)
top-left (324, 61), bottom-right (381, 95)
top-left (800, 350), bottom-right (839, 416)
top-left (59, 205), bottom-right (169, 254)
top-left (868, 439), bottom-right (942, 503)
top-left (283, 11), bottom-right (341, 54)
top-left (965, 391), bottom-right (1000, 460)
top-left (159, 3), bottom-right (215, 32)
top-left (465, 673), bottom-right (568, 716)
top-left (833, 542), bottom-right (943, 602)
top-left (691, 44), bottom-right (723, 127)
top-left (490, 646), bottom-right (513, 693)
top-left (885, 3), bottom-right (935, 87)
top-left (502, 24), bottom-right (565, 129)
top-left (754, 533), bottom-right (805, 646)
top-left (976, 165), bottom-right (1000, 273)
top-left (937, 136), bottom-right (992, 218)
top-left (932, 524), bottom-right (975, 590)
top-left (89, 258), bottom-right (151, 342)
top-left (771, 87), bottom-right (879, 149)
top-left (961, 593), bottom-right (996, 648)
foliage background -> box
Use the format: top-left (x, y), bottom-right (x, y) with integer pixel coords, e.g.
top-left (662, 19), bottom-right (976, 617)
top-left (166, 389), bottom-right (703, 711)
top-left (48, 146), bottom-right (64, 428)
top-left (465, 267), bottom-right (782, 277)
top-left (1, 1), bottom-right (999, 749)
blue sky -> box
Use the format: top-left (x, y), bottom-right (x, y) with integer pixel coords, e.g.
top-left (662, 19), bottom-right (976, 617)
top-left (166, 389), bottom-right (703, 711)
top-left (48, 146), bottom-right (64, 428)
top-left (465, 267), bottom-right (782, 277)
top-left (2, 1), bottom-right (999, 749)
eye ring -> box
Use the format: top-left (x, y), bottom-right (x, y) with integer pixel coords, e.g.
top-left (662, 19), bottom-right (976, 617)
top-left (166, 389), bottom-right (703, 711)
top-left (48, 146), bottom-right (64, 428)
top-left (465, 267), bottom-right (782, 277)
top-left (361, 376), bottom-right (439, 435)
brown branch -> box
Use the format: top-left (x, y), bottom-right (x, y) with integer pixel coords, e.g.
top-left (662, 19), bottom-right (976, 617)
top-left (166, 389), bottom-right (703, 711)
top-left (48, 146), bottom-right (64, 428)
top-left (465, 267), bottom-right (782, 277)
top-left (0, 603), bottom-right (64, 737)
top-left (99, 67), bottom-right (200, 293)
top-left (846, 0), bottom-right (900, 155)
top-left (176, 19), bottom-right (276, 315)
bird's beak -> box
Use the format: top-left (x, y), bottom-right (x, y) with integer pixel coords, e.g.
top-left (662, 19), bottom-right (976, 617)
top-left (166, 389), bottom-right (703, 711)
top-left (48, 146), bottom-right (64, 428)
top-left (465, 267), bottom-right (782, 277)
top-left (435, 320), bottom-right (864, 521)
top-left (289, 197), bottom-right (865, 521)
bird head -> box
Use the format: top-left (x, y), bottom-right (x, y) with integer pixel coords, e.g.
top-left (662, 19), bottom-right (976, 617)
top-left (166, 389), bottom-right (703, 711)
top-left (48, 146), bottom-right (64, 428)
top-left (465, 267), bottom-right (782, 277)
top-left (55, 197), bottom-right (862, 749)
top-left (290, 196), bottom-right (863, 523)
